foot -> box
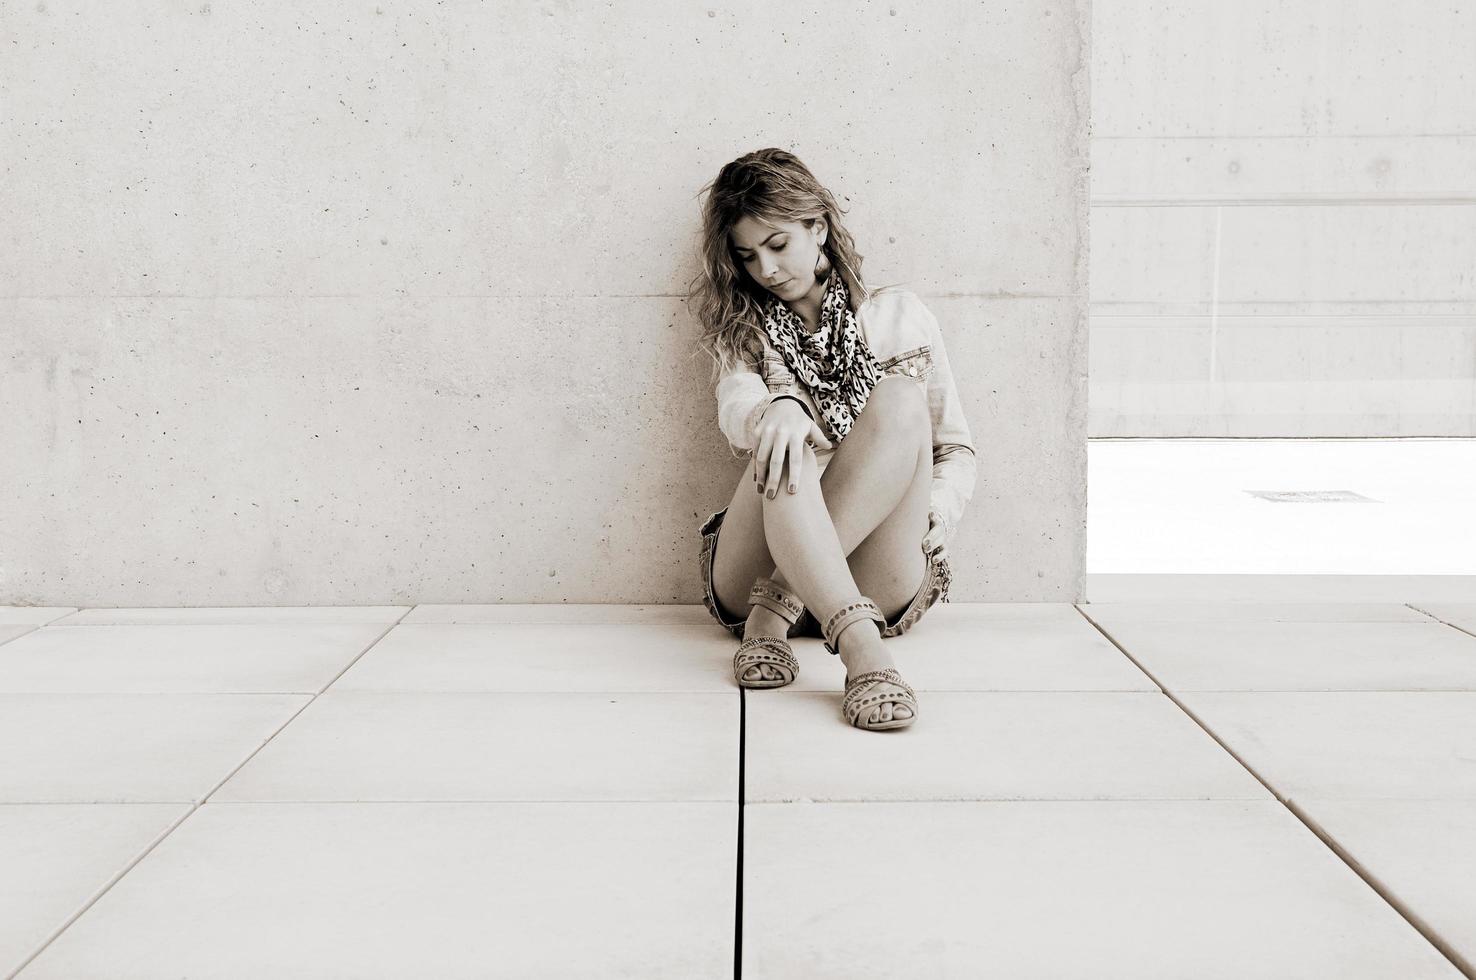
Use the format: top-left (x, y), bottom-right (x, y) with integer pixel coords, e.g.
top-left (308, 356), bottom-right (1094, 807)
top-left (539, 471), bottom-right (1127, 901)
top-left (837, 623), bottom-right (913, 725)
top-left (741, 605), bottom-right (793, 683)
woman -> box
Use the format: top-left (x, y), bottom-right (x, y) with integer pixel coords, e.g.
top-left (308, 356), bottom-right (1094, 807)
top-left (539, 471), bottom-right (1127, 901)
top-left (690, 148), bottom-right (978, 731)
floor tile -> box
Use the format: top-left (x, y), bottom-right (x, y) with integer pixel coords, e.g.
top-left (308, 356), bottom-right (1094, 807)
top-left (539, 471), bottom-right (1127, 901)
top-left (1410, 603), bottom-right (1476, 635)
top-left (0, 625), bottom-right (33, 648)
top-left (773, 615), bottom-right (1156, 693)
top-left (1298, 799), bottom-right (1476, 976)
top-left (334, 623), bottom-right (734, 692)
top-left (745, 692), bottom-right (1268, 802)
top-left (213, 692), bottom-right (737, 802)
top-left (0, 608), bottom-right (76, 626)
top-left (20, 801), bottom-right (734, 979)
top-left (404, 603), bottom-right (713, 625)
top-left (1180, 692), bottom-right (1476, 800)
top-left (1086, 621), bottom-right (1476, 691)
top-left (0, 803), bottom-right (188, 976)
top-left (0, 624), bottom-right (388, 694)
top-left (743, 800), bottom-right (1462, 978)
top-left (0, 694), bottom-right (308, 802)
top-left (1080, 601), bottom-right (1432, 623)
top-left (58, 606), bottom-right (410, 626)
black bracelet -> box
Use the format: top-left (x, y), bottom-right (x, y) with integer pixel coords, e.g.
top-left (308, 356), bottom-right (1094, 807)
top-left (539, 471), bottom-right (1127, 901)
top-left (766, 394), bottom-right (813, 420)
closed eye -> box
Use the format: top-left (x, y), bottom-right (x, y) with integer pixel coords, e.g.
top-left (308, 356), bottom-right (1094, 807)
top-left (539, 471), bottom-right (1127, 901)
top-left (738, 244), bottom-right (786, 262)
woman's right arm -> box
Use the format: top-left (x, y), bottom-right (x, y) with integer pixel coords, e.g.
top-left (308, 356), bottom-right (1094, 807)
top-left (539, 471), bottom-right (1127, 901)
top-left (716, 356), bottom-right (792, 456)
top-left (716, 355), bottom-right (832, 496)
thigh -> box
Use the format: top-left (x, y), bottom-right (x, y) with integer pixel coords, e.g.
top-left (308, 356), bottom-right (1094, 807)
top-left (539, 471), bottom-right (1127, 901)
top-left (846, 433), bottom-right (932, 622)
top-left (709, 466), bottom-right (774, 620)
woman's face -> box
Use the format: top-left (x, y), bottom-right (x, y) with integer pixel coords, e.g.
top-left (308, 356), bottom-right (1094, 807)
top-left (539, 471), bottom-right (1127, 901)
top-left (730, 214), bottom-right (827, 302)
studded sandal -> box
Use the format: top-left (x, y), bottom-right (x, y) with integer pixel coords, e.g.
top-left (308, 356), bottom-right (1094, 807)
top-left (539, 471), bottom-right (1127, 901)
top-left (732, 577), bottom-right (805, 689)
top-left (823, 598), bottom-right (920, 731)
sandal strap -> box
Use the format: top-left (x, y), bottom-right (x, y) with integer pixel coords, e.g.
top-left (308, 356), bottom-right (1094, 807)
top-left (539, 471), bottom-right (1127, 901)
top-left (843, 667), bottom-right (916, 698)
top-left (732, 636), bottom-right (799, 673)
top-left (748, 577), bottom-right (804, 625)
top-left (842, 668), bottom-right (918, 724)
top-left (821, 598), bottom-right (886, 656)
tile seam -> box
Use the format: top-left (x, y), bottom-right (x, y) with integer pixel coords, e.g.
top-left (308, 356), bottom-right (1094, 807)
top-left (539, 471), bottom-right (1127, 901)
top-left (1, 606), bottom-right (415, 979)
top-left (1072, 603), bottom-right (1474, 979)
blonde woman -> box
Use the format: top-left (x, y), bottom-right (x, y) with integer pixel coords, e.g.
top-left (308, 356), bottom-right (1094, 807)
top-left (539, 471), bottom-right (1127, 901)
top-left (690, 148), bottom-right (977, 731)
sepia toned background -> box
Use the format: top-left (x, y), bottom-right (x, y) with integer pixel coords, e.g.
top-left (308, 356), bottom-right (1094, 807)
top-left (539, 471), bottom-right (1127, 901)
top-left (3, 1), bottom-right (1092, 604)
top-left (1090, 0), bottom-right (1476, 436)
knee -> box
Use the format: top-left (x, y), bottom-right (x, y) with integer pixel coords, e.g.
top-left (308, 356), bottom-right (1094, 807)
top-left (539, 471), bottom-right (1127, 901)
top-left (861, 375), bottom-right (930, 440)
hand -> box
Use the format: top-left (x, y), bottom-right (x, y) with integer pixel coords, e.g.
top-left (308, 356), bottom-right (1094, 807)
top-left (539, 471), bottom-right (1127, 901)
top-left (922, 510), bottom-right (948, 561)
top-left (754, 399), bottom-right (833, 499)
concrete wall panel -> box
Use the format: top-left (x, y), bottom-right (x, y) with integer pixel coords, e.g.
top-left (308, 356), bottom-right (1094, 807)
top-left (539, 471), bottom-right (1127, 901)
top-left (929, 296), bottom-right (1088, 600)
top-left (1090, 2), bottom-right (1476, 435)
top-left (1088, 206), bottom-right (1216, 309)
top-left (1094, 137), bottom-right (1476, 203)
top-left (2, 2), bottom-right (1086, 301)
top-left (1093, 0), bottom-right (1476, 137)
top-left (1215, 205), bottom-right (1476, 306)
top-left (3, 1), bottom-right (1091, 604)
top-left (1091, 380), bottom-right (1476, 437)
top-left (1091, 315), bottom-right (1476, 435)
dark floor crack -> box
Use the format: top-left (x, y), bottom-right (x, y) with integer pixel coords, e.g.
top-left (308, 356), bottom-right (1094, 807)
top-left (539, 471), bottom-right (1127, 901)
top-left (734, 687), bottom-right (746, 979)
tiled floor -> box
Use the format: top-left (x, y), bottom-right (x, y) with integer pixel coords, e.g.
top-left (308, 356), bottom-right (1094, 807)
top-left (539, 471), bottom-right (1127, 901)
top-left (2, 601), bottom-right (1475, 978)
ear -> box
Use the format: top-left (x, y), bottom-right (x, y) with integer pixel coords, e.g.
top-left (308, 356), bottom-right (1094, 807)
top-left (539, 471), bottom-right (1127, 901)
top-left (812, 216), bottom-right (828, 247)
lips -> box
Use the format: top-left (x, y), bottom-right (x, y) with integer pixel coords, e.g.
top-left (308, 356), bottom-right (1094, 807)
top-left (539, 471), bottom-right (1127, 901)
top-left (770, 279), bottom-right (792, 290)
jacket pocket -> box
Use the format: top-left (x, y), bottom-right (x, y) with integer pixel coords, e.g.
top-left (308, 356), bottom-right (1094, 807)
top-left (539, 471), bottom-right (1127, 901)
top-left (761, 352), bottom-right (797, 392)
top-left (877, 345), bottom-right (933, 381)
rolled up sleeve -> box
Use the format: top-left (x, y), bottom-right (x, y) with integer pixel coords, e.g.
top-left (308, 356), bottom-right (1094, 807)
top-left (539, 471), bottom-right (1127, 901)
top-left (918, 299), bottom-right (978, 544)
top-left (717, 357), bottom-right (794, 456)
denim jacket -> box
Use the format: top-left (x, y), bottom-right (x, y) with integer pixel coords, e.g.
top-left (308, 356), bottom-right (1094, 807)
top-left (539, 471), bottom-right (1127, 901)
top-left (714, 287), bottom-right (978, 546)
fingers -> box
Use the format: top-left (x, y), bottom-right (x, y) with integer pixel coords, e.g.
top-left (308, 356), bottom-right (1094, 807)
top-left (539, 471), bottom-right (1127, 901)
top-left (753, 426), bottom-right (776, 488)
top-left (764, 438), bottom-right (786, 498)
top-left (759, 433), bottom-right (809, 499)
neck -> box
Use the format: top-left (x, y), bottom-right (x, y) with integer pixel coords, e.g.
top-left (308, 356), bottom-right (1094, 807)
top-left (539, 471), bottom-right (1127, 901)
top-left (787, 276), bottom-right (827, 333)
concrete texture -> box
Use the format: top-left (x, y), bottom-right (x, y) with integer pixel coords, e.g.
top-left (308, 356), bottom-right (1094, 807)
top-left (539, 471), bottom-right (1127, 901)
top-left (1090, 0), bottom-right (1476, 436)
top-left (2, 1), bottom-right (1092, 605)
top-left (5, 599), bottom-right (1476, 978)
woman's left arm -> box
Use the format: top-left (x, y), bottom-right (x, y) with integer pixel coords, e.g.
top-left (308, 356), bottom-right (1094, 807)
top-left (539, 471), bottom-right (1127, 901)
top-left (917, 297), bottom-right (978, 553)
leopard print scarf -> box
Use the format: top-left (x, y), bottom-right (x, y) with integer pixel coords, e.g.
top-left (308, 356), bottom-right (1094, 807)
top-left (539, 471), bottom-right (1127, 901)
top-left (762, 270), bottom-right (883, 442)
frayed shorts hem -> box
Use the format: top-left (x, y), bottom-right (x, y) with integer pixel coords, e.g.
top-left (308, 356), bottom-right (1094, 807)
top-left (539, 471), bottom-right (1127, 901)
top-left (695, 505), bottom-right (952, 641)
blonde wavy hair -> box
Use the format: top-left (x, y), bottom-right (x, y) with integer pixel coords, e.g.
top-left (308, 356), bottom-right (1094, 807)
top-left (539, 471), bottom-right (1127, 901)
top-left (687, 148), bottom-right (881, 381)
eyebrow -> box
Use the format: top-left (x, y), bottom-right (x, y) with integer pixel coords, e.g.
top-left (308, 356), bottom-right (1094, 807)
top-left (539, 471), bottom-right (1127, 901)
top-left (733, 231), bottom-right (784, 253)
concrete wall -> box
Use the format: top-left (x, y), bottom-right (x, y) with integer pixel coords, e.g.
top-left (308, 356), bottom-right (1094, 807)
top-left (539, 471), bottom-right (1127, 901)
top-left (1090, 0), bottom-right (1476, 436)
top-left (3, 1), bottom-right (1090, 606)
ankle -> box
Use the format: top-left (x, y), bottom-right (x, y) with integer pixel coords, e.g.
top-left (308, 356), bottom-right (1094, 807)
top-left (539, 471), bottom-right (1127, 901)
top-left (835, 620), bottom-right (886, 665)
top-left (745, 605), bottom-right (791, 639)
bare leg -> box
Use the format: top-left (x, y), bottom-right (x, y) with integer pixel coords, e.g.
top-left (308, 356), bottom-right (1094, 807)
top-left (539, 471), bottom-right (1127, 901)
top-left (761, 440), bottom-right (927, 679)
top-left (736, 378), bottom-right (931, 683)
top-left (753, 381), bottom-right (932, 721)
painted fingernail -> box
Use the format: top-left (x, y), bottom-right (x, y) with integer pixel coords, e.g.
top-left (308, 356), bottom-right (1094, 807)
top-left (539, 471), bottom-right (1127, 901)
top-left (756, 483), bottom-right (762, 493)
top-left (788, 484), bottom-right (796, 493)
top-left (766, 489), bottom-right (775, 499)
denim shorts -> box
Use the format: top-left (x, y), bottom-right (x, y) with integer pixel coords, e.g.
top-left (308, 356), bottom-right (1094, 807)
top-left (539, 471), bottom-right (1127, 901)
top-left (696, 505), bottom-right (952, 641)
